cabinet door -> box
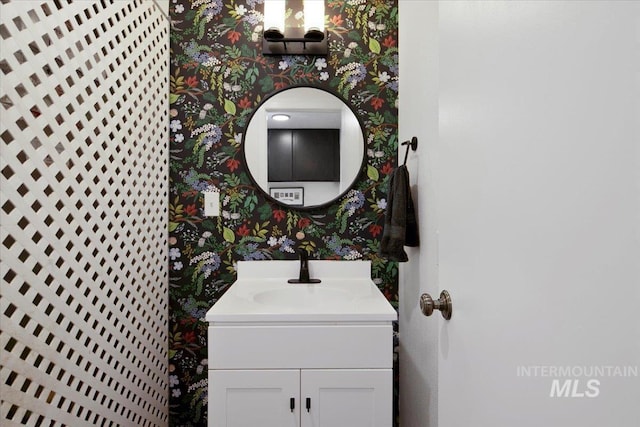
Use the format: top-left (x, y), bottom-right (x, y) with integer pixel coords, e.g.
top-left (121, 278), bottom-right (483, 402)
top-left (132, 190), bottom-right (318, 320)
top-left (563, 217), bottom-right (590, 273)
top-left (292, 129), bottom-right (340, 182)
top-left (267, 129), bottom-right (293, 181)
top-left (209, 369), bottom-right (300, 427)
top-left (301, 369), bottom-right (392, 427)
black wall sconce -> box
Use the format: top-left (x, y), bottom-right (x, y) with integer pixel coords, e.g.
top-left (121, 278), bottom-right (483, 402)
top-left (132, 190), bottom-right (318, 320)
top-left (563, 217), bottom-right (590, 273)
top-left (263, 0), bottom-right (328, 56)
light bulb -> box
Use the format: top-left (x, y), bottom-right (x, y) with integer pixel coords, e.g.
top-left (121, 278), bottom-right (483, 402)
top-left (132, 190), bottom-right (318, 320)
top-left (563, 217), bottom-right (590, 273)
top-left (264, 0), bottom-right (285, 36)
top-left (303, 0), bottom-right (325, 34)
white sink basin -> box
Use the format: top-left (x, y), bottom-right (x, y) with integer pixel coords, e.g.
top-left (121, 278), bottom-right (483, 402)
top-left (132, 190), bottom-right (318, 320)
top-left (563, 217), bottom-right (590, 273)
top-left (206, 260), bottom-right (397, 323)
top-left (253, 286), bottom-right (352, 308)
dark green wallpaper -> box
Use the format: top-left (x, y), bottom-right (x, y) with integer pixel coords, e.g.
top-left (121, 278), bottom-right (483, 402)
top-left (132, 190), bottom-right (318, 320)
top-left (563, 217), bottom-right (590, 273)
top-left (169, 1), bottom-right (399, 424)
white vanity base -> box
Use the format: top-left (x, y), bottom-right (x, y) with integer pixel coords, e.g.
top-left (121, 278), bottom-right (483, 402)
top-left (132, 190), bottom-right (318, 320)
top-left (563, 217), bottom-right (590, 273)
top-left (206, 261), bottom-right (396, 427)
top-left (208, 322), bottom-right (393, 427)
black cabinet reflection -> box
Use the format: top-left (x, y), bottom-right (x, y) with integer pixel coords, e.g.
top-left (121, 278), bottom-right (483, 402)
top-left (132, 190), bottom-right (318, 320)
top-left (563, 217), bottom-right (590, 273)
top-left (268, 129), bottom-right (340, 182)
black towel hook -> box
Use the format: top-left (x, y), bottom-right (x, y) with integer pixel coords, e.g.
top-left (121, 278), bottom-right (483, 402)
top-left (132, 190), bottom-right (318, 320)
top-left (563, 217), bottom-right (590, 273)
top-left (401, 137), bottom-right (418, 166)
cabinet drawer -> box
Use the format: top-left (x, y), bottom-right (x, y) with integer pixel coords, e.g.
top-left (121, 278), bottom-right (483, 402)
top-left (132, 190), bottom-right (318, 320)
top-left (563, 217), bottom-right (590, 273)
top-left (209, 324), bottom-right (393, 369)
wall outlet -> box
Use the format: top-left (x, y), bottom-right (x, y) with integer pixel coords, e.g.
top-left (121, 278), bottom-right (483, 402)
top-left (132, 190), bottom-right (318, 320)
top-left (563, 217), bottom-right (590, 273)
top-left (203, 191), bottom-right (220, 217)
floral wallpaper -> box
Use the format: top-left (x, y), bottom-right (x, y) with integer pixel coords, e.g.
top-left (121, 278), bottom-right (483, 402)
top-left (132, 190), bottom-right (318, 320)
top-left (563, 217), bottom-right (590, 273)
top-left (168, 0), bottom-right (399, 425)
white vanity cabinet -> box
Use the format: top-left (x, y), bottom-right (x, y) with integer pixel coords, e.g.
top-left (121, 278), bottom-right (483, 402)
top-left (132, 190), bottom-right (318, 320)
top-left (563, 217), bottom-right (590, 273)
top-left (206, 261), bottom-right (397, 427)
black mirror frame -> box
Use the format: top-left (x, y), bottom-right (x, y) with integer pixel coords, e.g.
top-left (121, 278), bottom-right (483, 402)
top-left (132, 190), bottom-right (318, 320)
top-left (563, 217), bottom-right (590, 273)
top-left (241, 85), bottom-right (367, 211)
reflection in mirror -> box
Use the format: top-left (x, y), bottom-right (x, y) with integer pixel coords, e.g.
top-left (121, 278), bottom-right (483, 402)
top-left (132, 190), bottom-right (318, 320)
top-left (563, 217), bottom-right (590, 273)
top-left (244, 87), bottom-right (364, 209)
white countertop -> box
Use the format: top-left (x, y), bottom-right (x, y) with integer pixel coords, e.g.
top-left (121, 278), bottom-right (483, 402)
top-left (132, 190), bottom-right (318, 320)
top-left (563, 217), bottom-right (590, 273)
top-left (206, 260), bottom-right (398, 323)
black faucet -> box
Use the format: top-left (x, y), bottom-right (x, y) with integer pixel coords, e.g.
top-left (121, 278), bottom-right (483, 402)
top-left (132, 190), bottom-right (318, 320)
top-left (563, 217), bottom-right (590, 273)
top-left (288, 249), bottom-right (321, 284)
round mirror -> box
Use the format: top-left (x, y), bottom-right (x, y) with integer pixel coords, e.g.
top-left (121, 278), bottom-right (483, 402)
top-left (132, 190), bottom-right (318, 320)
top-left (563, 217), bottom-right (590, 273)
top-left (243, 87), bottom-right (365, 210)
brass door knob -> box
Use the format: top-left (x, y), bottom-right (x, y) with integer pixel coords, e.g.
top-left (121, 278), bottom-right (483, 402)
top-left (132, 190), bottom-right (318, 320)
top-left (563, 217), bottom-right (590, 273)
top-left (420, 290), bottom-right (452, 320)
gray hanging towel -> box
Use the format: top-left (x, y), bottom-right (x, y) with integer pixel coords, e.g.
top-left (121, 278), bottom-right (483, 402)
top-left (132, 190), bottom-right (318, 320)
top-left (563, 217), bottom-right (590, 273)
top-left (378, 165), bottom-right (419, 262)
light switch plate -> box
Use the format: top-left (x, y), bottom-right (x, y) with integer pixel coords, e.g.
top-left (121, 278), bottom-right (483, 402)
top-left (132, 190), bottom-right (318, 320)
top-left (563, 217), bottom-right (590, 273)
top-left (203, 191), bottom-right (220, 217)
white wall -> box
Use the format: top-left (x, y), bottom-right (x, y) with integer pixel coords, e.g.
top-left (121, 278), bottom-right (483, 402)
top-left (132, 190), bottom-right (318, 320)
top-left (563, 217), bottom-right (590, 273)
top-left (340, 104), bottom-right (363, 192)
top-left (398, 2), bottom-right (440, 427)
